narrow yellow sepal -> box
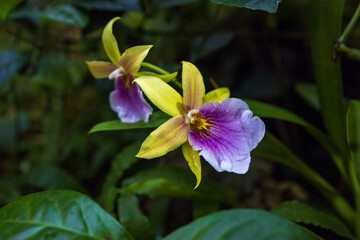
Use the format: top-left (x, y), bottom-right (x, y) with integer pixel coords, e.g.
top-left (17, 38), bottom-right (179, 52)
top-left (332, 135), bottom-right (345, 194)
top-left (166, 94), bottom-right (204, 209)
top-left (102, 17), bottom-right (121, 66)
top-left (182, 61), bottom-right (205, 111)
top-left (182, 141), bottom-right (201, 189)
top-left (203, 87), bottom-right (230, 104)
top-left (136, 116), bottom-right (189, 159)
top-left (134, 76), bottom-right (184, 117)
top-left (86, 61), bottom-right (117, 79)
top-left (119, 45), bottom-right (153, 75)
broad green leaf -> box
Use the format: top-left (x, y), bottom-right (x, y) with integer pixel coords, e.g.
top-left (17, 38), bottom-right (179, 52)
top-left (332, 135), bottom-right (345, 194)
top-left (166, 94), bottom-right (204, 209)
top-left (122, 166), bottom-right (237, 204)
top-left (42, 5), bottom-right (88, 27)
top-left (156, 0), bottom-right (201, 8)
top-left (295, 82), bottom-right (320, 111)
top-left (24, 164), bottom-right (86, 193)
top-left (0, 190), bottom-right (133, 240)
top-left (347, 100), bottom-right (360, 177)
top-left (98, 141), bottom-right (141, 213)
top-left (311, 0), bottom-right (348, 158)
top-left (73, 0), bottom-right (141, 11)
top-left (210, 0), bottom-right (281, 13)
top-left (272, 201), bottom-right (354, 239)
top-left (0, 50), bottom-right (25, 87)
top-left (0, 177), bottom-right (21, 206)
top-left (246, 99), bottom-right (348, 180)
top-left (0, 0), bottom-right (23, 20)
top-left (89, 111), bottom-right (170, 133)
top-left (254, 132), bottom-right (355, 225)
top-left (118, 191), bottom-right (155, 240)
top-left (164, 209), bottom-right (321, 240)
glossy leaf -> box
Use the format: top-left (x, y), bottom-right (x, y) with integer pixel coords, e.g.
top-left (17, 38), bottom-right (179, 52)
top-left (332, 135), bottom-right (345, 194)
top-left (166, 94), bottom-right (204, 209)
top-left (272, 201), bottom-right (354, 239)
top-left (0, 50), bottom-right (25, 87)
top-left (42, 5), bottom-right (88, 27)
top-left (0, 190), bottom-right (133, 239)
top-left (98, 141), bottom-right (141, 213)
top-left (210, 0), bottom-right (281, 13)
top-left (164, 209), bottom-right (321, 240)
top-left (89, 111), bottom-right (170, 133)
top-left (122, 166), bottom-right (237, 204)
top-left (0, 0), bottom-right (23, 20)
top-left (118, 191), bottom-right (155, 240)
top-left (347, 100), bottom-right (360, 176)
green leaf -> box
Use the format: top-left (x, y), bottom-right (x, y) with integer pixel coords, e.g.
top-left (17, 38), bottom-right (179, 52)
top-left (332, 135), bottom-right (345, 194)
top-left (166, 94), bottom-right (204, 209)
top-left (311, 0), bottom-right (348, 158)
top-left (98, 141), bottom-right (141, 213)
top-left (0, 0), bottom-right (23, 20)
top-left (135, 71), bottom-right (178, 83)
top-left (156, 0), bottom-right (201, 8)
top-left (272, 201), bottom-right (354, 239)
top-left (0, 190), bottom-right (133, 240)
top-left (164, 209), bottom-right (321, 240)
top-left (118, 191), bottom-right (155, 240)
top-left (24, 164), bottom-right (86, 193)
top-left (254, 132), bottom-right (355, 225)
top-left (89, 111), bottom-right (170, 133)
top-left (0, 112), bottom-right (28, 152)
top-left (122, 166), bottom-right (237, 204)
top-left (0, 50), bottom-right (25, 87)
top-left (347, 100), bottom-right (360, 176)
top-left (73, 0), bottom-right (141, 11)
top-left (210, 0), bottom-right (281, 13)
top-left (295, 82), bottom-right (320, 111)
top-left (42, 5), bottom-right (88, 27)
top-left (148, 198), bottom-right (170, 238)
top-left (246, 99), bottom-right (348, 179)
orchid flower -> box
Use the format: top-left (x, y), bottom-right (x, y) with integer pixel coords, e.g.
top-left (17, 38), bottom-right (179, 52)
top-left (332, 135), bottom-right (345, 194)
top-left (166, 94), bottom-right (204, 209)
top-left (86, 17), bottom-right (153, 123)
top-left (134, 61), bottom-right (265, 188)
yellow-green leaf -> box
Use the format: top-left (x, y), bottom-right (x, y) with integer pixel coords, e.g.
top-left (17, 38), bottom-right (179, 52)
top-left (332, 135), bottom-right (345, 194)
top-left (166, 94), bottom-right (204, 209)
top-left (182, 141), bottom-right (201, 189)
top-left (203, 87), bottom-right (230, 104)
top-left (136, 116), bottom-right (189, 159)
top-left (102, 17), bottom-right (121, 66)
top-left (135, 76), bottom-right (184, 117)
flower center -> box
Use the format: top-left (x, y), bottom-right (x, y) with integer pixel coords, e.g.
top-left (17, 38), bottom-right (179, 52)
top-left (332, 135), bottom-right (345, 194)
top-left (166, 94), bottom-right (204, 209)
top-left (187, 109), bottom-right (211, 131)
top-left (109, 67), bottom-right (133, 88)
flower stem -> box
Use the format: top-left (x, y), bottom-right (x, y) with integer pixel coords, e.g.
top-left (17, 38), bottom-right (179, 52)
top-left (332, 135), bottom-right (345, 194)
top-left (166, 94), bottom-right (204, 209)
top-left (141, 62), bottom-right (182, 89)
top-left (339, 2), bottom-right (360, 43)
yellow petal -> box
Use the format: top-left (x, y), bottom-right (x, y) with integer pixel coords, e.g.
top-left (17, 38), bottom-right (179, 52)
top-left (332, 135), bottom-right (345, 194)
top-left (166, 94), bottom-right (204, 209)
top-left (203, 87), bottom-right (230, 104)
top-left (120, 45), bottom-right (153, 75)
top-left (134, 71), bottom-right (178, 83)
top-left (182, 61), bottom-right (205, 111)
top-left (102, 17), bottom-right (121, 66)
top-left (182, 141), bottom-right (201, 189)
top-left (86, 61), bottom-right (118, 79)
top-left (134, 76), bottom-right (184, 117)
top-left (136, 115), bottom-right (189, 159)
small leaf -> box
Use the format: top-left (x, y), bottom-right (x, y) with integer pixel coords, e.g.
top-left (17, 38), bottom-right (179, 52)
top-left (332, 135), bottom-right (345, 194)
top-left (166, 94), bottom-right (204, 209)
top-left (0, 50), bottom-right (25, 87)
top-left (0, 0), bottom-right (23, 20)
top-left (89, 111), bottom-right (171, 133)
top-left (0, 190), bottom-right (133, 239)
top-left (210, 0), bottom-right (282, 13)
top-left (118, 191), bottom-right (155, 240)
top-left (164, 209), bottom-right (321, 240)
top-left (122, 166), bottom-right (237, 204)
top-left (272, 201), bottom-right (354, 239)
top-left (98, 141), bottom-right (142, 213)
top-left (42, 4), bottom-right (89, 27)
top-left (347, 100), bottom-right (360, 176)
top-left (295, 82), bottom-right (321, 111)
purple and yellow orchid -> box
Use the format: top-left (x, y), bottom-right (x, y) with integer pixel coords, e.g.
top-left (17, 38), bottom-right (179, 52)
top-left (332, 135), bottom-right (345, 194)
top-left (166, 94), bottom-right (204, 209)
top-left (86, 17), bottom-right (153, 123)
top-left (134, 61), bottom-right (265, 188)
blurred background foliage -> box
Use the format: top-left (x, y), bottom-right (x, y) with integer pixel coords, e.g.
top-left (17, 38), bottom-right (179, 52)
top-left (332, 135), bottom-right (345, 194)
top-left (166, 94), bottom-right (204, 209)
top-left (0, 0), bottom-right (360, 238)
